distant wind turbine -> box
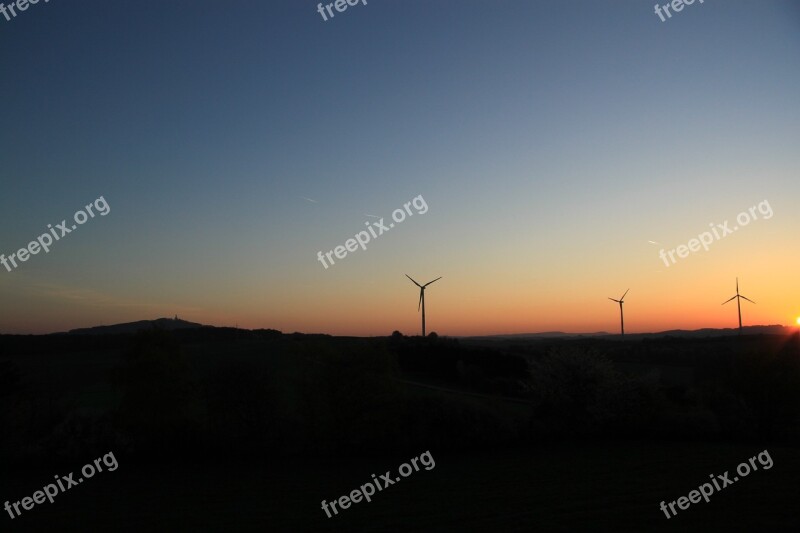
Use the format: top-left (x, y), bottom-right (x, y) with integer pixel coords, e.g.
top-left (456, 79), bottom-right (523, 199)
top-left (608, 289), bottom-right (629, 338)
top-left (722, 277), bottom-right (755, 334)
top-left (405, 274), bottom-right (442, 337)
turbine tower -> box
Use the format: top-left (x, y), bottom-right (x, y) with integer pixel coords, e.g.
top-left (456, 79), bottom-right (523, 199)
top-left (405, 274), bottom-right (442, 337)
top-left (722, 277), bottom-right (755, 334)
top-left (608, 289), bottom-right (629, 338)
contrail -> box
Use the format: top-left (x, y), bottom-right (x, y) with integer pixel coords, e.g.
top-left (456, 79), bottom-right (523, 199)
top-left (301, 196), bottom-right (318, 203)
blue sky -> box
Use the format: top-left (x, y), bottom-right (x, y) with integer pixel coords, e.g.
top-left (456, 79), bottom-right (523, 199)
top-left (1, 0), bottom-right (798, 334)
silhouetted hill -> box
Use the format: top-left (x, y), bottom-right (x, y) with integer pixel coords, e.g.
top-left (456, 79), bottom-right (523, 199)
top-left (465, 325), bottom-right (792, 341)
top-left (466, 331), bottom-right (610, 340)
top-left (67, 317), bottom-right (204, 335)
top-left (631, 325), bottom-right (791, 339)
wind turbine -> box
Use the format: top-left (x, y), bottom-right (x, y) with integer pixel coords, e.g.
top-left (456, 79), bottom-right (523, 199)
top-left (608, 289), bottom-right (629, 338)
top-left (405, 275), bottom-right (442, 337)
top-left (722, 277), bottom-right (755, 334)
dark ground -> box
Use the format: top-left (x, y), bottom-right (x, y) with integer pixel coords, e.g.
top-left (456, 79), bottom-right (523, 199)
top-left (4, 443), bottom-right (799, 532)
top-left (1, 329), bottom-right (799, 531)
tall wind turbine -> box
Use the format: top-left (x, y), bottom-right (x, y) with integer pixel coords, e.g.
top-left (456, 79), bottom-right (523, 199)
top-left (608, 289), bottom-right (629, 338)
top-left (405, 275), bottom-right (442, 337)
top-left (722, 277), bottom-right (755, 334)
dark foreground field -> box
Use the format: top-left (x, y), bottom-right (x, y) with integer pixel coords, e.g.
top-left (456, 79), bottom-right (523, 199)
top-left (1, 329), bottom-right (799, 531)
top-left (4, 442), bottom-right (799, 532)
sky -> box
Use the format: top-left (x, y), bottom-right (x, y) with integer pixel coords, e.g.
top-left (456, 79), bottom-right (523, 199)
top-left (1, 0), bottom-right (799, 336)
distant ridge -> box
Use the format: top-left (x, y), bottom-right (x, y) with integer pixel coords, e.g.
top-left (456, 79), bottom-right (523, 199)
top-left (465, 325), bottom-right (793, 341)
top-left (466, 331), bottom-right (611, 340)
top-left (622, 325), bottom-right (792, 340)
top-left (68, 317), bottom-right (204, 335)
top-left (59, 322), bottom-right (795, 339)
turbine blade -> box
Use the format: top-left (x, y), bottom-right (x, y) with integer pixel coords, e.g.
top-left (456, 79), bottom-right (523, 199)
top-left (418, 290), bottom-right (423, 311)
top-left (608, 298), bottom-right (620, 303)
top-left (405, 274), bottom-right (421, 288)
top-left (740, 295), bottom-right (756, 304)
top-left (621, 288), bottom-right (629, 300)
top-left (722, 295), bottom-right (737, 305)
top-left (424, 276), bottom-right (443, 287)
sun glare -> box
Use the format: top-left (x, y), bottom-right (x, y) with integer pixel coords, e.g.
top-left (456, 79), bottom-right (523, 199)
top-left (796, 317), bottom-right (800, 326)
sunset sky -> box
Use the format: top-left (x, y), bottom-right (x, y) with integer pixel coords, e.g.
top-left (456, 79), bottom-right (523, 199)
top-left (1, 0), bottom-right (798, 336)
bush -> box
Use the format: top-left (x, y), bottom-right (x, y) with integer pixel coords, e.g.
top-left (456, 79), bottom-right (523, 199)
top-left (528, 348), bottom-right (618, 437)
top-left (528, 347), bottom-right (668, 439)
